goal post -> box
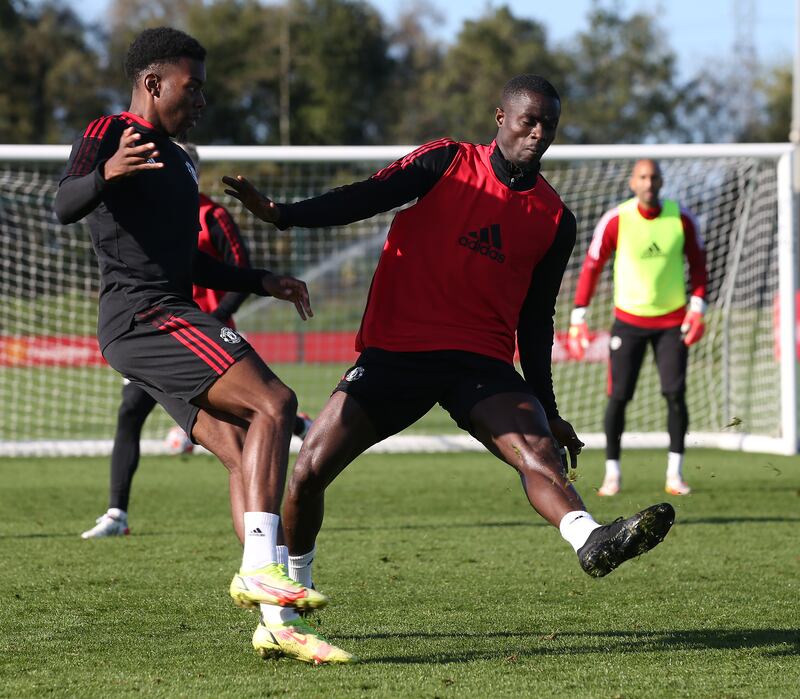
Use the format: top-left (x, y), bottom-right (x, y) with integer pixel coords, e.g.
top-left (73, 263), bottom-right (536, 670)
top-left (0, 142), bottom-right (796, 456)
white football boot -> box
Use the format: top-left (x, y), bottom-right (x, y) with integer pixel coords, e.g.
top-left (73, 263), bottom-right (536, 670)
top-left (597, 475), bottom-right (621, 497)
top-left (81, 508), bottom-right (130, 539)
top-left (665, 479), bottom-right (691, 495)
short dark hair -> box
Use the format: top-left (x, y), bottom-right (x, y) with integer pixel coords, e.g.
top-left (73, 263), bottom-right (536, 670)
top-left (124, 27), bottom-right (206, 83)
top-left (501, 74), bottom-right (560, 106)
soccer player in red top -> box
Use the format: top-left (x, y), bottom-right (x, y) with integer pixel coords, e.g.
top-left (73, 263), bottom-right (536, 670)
top-left (224, 74), bottom-right (676, 658)
top-left (567, 159), bottom-right (708, 496)
top-left (80, 142), bottom-right (314, 541)
top-left (54, 27), bottom-right (349, 664)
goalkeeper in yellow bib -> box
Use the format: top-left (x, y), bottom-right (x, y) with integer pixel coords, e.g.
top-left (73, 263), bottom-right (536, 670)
top-left (568, 159), bottom-right (708, 496)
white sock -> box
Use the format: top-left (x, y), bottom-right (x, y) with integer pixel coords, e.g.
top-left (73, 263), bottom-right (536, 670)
top-left (288, 547), bottom-right (316, 588)
top-left (559, 511), bottom-right (602, 552)
top-left (260, 602), bottom-right (299, 625)
top-left (667, 452), bottom-right (684, 482)
top-left (276, 545), bottom-right (289, 569)
top-left (604, 459), bottom-right (621, 480)
top-left (107, 508), bottom-right (127, 521)
top-left (241, 512), bottom-right (279, 571)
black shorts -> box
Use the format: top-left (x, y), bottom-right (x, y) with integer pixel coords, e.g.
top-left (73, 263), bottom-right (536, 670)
top-left (102, 301), bottom-right (254, 437)
top-left (333, 347), bottom-right (532, 440)
top-left (608, 319), bottom-right (688, 401)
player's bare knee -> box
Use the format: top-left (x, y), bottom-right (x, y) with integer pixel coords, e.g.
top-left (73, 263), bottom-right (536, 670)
top-left (511, 434), bottom-right (562, 478)
top-left (240, 384), bottom-right (297, 428)
top-left (287, 454), bottom-right (325, 500)
top-left (262, 383), bottom-right (297, 421)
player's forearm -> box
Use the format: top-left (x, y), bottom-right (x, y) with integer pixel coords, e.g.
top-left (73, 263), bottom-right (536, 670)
top-left (275, 144), bottom-right (456, 230)
top-left (573, 258), bottom-right (603, 308)
top-left (517, 210), bottom-right (575, 418)
top-left (686, 248), bottom-right (708, 299)
top-left (276, 177), bottom-right (415, 230)
top-left (193, 251), bottom-right (270, 296)
top-left (214, 291), bottom-right (249, 320)
top-left (54, 166), bottom-right (107, 224)
top-left (518, 314), bottom-right (559, 418)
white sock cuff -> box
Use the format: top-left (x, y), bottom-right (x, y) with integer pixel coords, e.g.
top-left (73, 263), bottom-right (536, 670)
top-left (244, 511), bottom-right (279, 533)
top-left (260, 603), bottom-right (300, 624)
top-left (288, 546), bottom-right (316, 568)
top-left (559, 510), bottom-right (601, 552)
top-left (604, 459), bottom-right (621, 478)
top-left (276, 545), bottom-right (289, 568)
top-left (667, 451), bottom-right (684, 480)
top-left (559, 510), bottom-right (592, 531)
top-left (288, 546), bottom-right (316, 588)
top-left (242, 512), bottom-right (280, 571)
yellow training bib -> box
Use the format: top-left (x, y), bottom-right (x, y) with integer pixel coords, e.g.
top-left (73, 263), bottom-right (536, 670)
top-left (613, 198), bottom-right (686, 316)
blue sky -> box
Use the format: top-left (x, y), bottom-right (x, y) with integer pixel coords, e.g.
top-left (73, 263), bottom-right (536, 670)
top-left (61, 0), bottom-right (795, 77)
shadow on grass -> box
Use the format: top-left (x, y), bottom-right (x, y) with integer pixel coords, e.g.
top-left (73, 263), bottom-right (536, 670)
top-left (346, 628), bottom-right (800, 664)
top-left (327, 520), bottom-right (543, 533)
top-left (325, 515), bottom-right (800, 534)
top-left (677, 516), bottom-right (800, 525)
top-left (5, 516), bottom-right (795, 540)
top-left (0, 531), bottom-right (171, 539)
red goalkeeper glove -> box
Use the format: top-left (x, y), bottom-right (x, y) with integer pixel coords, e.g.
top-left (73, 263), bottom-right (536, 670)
top-left (568, 307), bottom-right (590, 360)
top-left (681, 296), bottom-right (707, 346)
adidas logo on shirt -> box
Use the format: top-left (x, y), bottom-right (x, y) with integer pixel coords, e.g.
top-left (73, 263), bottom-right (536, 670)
top-left (458, 224), bottom-right (505, 263)
top-left (641, 242), bottom-right (664, 258)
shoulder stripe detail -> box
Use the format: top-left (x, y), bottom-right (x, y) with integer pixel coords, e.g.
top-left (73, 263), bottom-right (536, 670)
top-left (71, 139), bottom-right (102, 178)
top-left (95, 116), bottom-right (114, 140)
top-left (400, 138), bottom-right (455, 167)
top-left (372, 138), bottom-right (456, 181)
top-left (87, 116), bottom-right (111, 139)
top-left (82, 117), bottom-right (104, 138)
top-left (69, 115), bottom-right (122, 177)
top-left (587, 207), bottom-right (619, 260)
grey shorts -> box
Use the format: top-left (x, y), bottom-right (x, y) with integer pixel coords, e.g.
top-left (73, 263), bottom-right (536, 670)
top-left (102, 301), bottom-right (253, 438)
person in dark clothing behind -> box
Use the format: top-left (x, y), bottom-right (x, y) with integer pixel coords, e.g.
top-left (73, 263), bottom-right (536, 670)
top-left (80, 142), bottom-right (313, 540)
top-left (223, 74), bottom-right (677, 661)
top-left (55, 27), bottom-right (349, 665)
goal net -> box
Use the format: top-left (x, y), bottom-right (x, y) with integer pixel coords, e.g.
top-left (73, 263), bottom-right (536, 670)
top-left (0, 143), bottom-right (796, 456)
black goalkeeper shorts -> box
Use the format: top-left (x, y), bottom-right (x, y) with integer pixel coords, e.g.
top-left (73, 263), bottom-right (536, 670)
top-left (102, 301), bottom-right (254, 438)
top-left (333, 347), bottom-right (532, 440)
top-left (608, 319), bottom-right (688, 401)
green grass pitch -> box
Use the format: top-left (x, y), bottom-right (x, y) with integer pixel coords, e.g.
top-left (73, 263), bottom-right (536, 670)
top-left (1, 449), bottom-right (798, 697)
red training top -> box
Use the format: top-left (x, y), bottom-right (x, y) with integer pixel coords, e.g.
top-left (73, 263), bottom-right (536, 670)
top-left (356, 141), bottom-right (564, 364)
top-left (193, 193), bottom-right (250, 323)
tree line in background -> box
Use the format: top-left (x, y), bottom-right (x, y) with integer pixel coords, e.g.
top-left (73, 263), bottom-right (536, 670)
top-left (0, 0), bottom-right (792, 145)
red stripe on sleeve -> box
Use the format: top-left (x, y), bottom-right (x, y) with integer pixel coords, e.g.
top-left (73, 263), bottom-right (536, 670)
top-left (574, 209), bottom-right (619, 308)
top-left (213, 207), bottom-right (247, 268)
top-left (681, 209), bottom-right (708, 300)
top-left (87, 116), bottom-right (110, 139)
top-left (82, 117), bottom-right (103, 138)
top-left (372, 138), bottom-right (455, 181)
top-left (70, 139), bottom-right (101, 177)
top-left (95, 116), bottom-right (114, 140)
top-left (70, 115), bottom-right (117, 177)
